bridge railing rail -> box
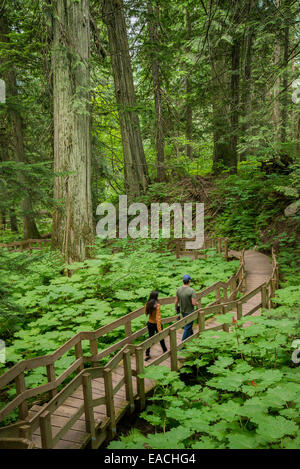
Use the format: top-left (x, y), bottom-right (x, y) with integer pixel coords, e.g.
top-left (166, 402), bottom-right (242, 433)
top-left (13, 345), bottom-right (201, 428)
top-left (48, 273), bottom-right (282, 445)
top-left (0, 244), bottom-right (278, 449)
top-left (0, 238), bottom-right (236, 425)
top-left (0, 239), bottom-right (51, 252)
top-left (0, 238), bottom-right (233, 424)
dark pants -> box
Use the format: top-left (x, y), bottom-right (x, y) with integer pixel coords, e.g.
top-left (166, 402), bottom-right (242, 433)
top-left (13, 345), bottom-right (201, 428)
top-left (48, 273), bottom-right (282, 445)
top-left (146, 322), bottom-right (167, 357)
top-left (182, 311), bottom-right (194, 342)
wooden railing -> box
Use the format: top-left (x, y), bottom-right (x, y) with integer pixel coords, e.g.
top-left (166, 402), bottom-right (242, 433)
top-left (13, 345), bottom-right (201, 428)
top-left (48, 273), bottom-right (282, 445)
top-left (174, 236), bottom-right (229, 260)
top-left (0, 437), bottom-right (35, 449)
top-left (1, 246), bottom-right (277, 449)
top-left (1, 238), bottom-right (277, 449)
top-left (0, 238), bottom-right (233, 425)
top-left (0, 238), bottom-right (51, 252)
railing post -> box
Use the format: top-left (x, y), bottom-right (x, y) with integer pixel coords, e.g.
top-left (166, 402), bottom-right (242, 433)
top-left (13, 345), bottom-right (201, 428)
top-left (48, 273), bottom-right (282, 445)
top-left (229, 278), bottom-right (235, 299)
top-left (46, 363), bottom-right (57, 399)
top-left (19, 424), bottom-right (32, 441)
top-left (123, 350), bottom-right (135, 413)
top-left (224, 238), bottom-right (228, 261)
top-left (90, 338), bottom-right (98, 367)
top-left (75, 341), bottom-right (84, 373)
top-left (104, 368), bottom-right (116, 439)
top-left (223, 286), bottom-right (228, 302)
top-left (261, 285), bottom-right (267, 309)
top-left (40, 411), bottom-right (53, 449)
top-left (198, 310), bottom-right (205, 334)
top-left (242, 269), bottom-right (247, 292)
top-left (217, 239), bottom-right (222, 253)
top-left (82, 372), bottom-right (96, 448)
top-left (236, 302), bottom-right (242, 320)
top-left (135, 347), bottom-right (145, 411)
top-left (15, 372), bottom-right (28, 420)
top-left (238, 266), bottom-right (242, 285)
top-left (125, 321), bottom-right (132, 342)
top-left (170, 327), bottom-right (178, 372)
top-left (270, 278), bottom-right (276, 308)
top-left (275, 265), bottom-right (279, 289)
top-left (216, 287), bottom-right (221, 304)
top-left (267, 283), bottom-right (272, 309)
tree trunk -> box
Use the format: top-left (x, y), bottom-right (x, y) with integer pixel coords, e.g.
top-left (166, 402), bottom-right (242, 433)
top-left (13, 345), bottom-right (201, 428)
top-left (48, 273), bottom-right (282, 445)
top-left (0, 211), bottom-right (6, 230)
top-left (5, 70), bottom-right (40, 240)
top-left (51, 0), bottom-right (94, 263)
top-left (10, 209), bottom-right (18, 233)
top-left (147, 1), bottom-right (166, 181)
top-left (185, 9), bottom-right (193, 159)
top-left (272, 0), bottom-right (281, 140)
top-left (211, 43), bottom-right (236, 173)
top-left (240, 0), bottom-right (255, 160)
top-left (102, 0), bottom-right (149, 198)
top-left (0, 11), bottom-right (40, 240)
top-left (280, 7), bottom-right (289, 143)
top-left (212, 3), bottom-right (241, 174)
top-left (229, 38), bottom-right (241, 166)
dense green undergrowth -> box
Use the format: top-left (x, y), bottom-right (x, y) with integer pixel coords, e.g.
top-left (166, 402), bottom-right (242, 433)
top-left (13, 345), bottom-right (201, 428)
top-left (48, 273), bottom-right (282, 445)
top-left (0, 238), bottom-right (238, 425)
top-left (108, 288), bottom-right (300, 449)
top-left (209, 169), bottom-right (300, 252)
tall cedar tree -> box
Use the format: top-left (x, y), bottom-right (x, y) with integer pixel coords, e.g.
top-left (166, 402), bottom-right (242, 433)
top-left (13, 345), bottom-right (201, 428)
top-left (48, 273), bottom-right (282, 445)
top-left (102, 0), bottom-right (149, 198)
top-left (51, 0), bottom-right (94, 263)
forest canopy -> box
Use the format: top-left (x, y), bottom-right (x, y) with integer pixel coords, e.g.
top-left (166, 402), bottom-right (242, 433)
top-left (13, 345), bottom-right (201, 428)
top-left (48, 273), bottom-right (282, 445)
top-left (0, 0), bottom-right (299, 451)
top-left (0, 0), bottom-right (299, 263)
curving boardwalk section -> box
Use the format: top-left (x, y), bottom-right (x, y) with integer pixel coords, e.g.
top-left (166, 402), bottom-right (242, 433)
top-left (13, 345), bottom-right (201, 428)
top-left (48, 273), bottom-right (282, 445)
top-left (0, 241), bottom-right (277, 449)
top-left (206, 249), bottom-right (272, 328)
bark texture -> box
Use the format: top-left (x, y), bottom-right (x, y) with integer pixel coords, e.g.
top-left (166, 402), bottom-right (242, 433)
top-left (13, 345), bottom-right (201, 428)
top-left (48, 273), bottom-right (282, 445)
top-left (102, 0), bottom-right (149, 197)
top-left (0, 12), bottom-right (40, 240)
top-left (240, 0), bottom-right (255, 160)
top-left (280, 4), bottom-right (290, 143)
top-left (185, 8), bottom-right (193, 159)
top-left (211, 43), bottom-right (236, 173)
top-left (52, 0), bottom-right (94, 262)
top-left (148, 1), bottom-right (166, 181)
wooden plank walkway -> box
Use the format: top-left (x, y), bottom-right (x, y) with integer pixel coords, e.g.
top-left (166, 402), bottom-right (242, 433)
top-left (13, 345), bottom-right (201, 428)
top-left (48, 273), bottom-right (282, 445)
top-left (26, 330), bottom-right (182, 449)
top-left (206, 249), bottom-right (272, 328)
top-left (23, 248), bottom-right (273, 449)
top-left (0, 239), bottom-right (278, 450)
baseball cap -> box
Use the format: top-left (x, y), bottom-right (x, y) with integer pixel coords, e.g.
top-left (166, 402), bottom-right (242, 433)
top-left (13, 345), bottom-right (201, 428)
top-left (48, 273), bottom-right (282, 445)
top-left (183, 274), bottom-right (192, 282)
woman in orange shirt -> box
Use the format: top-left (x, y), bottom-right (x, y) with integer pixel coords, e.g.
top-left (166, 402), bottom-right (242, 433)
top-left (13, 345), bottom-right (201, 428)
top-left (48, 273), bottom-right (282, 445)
top-left (145, 291), bottom-right (167, 361)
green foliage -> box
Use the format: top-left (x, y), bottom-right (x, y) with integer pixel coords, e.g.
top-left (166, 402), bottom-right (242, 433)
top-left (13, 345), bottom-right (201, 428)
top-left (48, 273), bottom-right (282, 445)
top-left (0, 239), bottom-right (237, 399)
top-left (0, 247), bottom-right (64, 338)
top-left (110, 285), bottom-right (300, 449)
top-left (209, 171), bottom-right (297, 249)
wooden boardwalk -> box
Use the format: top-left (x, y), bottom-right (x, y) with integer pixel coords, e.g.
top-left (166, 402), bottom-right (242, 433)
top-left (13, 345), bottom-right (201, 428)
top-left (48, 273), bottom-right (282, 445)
top-left (24, 249), bottom-right (272, 449)
top-left (0, 239), bottom-right (278, 449)
top-left (26, 330), bottom-right (183, 449)
top-left (206, 249), bottom-right (273, 328)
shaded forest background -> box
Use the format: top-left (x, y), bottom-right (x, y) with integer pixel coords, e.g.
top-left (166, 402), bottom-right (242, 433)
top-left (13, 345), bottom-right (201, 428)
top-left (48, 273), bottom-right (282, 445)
top-left (0, 0), bottom-right (299, 261)
top-left (0, 0), bottom-right (300, 443)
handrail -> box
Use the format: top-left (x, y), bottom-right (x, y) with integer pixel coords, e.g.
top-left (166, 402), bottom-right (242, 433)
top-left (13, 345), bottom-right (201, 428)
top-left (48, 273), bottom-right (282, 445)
top-left (0, 238), bottom-right (51, 252)
top-left (0, 437), bottom-right (35, 449)
top-left (0, 237), bottom-right (239, 426)
top-left (0, 237), bottom-right (263, 449)
top-left (0, 249), bottom-right (276, 449)
top-left (99, 252), bottom-right (277, 439)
